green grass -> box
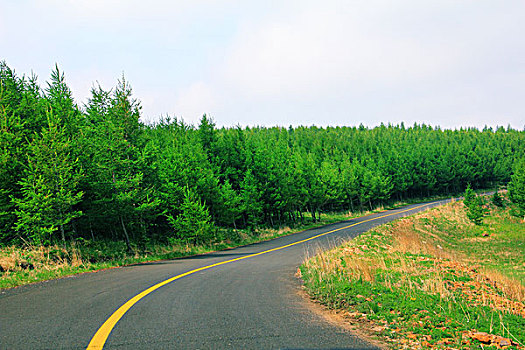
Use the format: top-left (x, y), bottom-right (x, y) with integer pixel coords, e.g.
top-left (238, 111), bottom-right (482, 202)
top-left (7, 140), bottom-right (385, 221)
top-left (301, 199), bottom-right (525, 349)
top-left (429, 206), bottom-right (525, 284)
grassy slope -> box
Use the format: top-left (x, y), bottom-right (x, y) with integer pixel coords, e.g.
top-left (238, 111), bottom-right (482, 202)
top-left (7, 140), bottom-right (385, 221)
top-left (301, 199), bottom-right (525, 349)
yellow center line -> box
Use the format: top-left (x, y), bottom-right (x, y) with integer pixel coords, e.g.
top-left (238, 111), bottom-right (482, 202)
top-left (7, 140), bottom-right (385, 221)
top-left (86, 202), bottom-right (433, 349)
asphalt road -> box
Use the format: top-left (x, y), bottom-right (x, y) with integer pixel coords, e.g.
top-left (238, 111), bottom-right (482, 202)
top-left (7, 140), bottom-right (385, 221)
top-left (0, 199), bottom-right (452, 350)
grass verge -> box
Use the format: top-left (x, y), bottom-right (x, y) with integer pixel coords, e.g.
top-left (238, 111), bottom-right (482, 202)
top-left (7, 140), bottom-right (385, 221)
top-left (0, 204), bottom-right (398, 290)
top-left (300, 198), bottom-right (525, 349)
top-left (0, 193), bottom-right (474, 290)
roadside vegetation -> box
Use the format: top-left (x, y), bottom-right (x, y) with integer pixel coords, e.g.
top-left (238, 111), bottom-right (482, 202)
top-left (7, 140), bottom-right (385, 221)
top-left (0, 210), bottom-right (351, 289)
top-left (301, 193), bottom-right (525, 349)
top-left (0, 198), bottom-right (440, 289)
top-left (1, 62), bottom-right (524, 289)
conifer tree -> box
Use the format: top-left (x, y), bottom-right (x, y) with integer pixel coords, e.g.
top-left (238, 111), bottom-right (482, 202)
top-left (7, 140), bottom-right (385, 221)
top-left (2, 62), bottom-right (525, 247)
top-left (491, 191), bottom-right (504, 208)
top-left (13, 110), bottom-right (83, 244)
top-left (0, 63), bottom-right (46, 239)
top-left (216, 180), bottom-right (242, 229)
top-left (45, 65), bottom-right (82, 137)
top-left (83, 78), bottom-right (159, 249)
top-left (198, 114), bottom-right (217, 161)
top-left (463, 184), bottom-right (487, 225)
top-left (240, 170), bottom-right (263, 227)
top-left (168, 187), bottom-right (215, 244)
top-left (463, 183), bottom-right (475, 207)
top-left (508, 159), bottom-right (525, 220)
top-left (465, 195), bottom-right (487, 226)
top-left (0, 105), bottom-right (24, 240)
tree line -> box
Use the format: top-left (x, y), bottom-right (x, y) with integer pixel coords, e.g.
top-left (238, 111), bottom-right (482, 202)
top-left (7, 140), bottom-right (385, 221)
top-left (1, 62), bottom-right (524, 247)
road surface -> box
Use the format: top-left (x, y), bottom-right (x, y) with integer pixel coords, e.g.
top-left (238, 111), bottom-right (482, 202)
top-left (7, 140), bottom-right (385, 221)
top-left (0, 199), bottom-right (452, 349)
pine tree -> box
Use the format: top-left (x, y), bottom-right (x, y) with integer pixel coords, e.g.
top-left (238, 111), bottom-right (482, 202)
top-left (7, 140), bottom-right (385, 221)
top-left (216, 180), bottom-right (242, 229)
top-left (464, 183), bottom-right (475, 207)
top-left (0, 105), bottom-right (24, 241)
top-left (491, 191), bottom-right (504, 208)
top-left (198, 114), bottom-right (217, 161)
top-left (3, 61), bottom-right (525, 248)
top-left (45, 65), bottom-right (82, 137)
top-left (466, 195), bottom-right (487, 226)
top-left (240, 170), bottom-right (263, 227)
top-left (13, 110), bottom-right (83, 244)
top-left (0, 63), bottom-right (46, 241)
top-left (82, 78), bottom-right (159, 250)
top-left (508, 159), bottom-right (525, 220)
top-left (168, 187), bottom-right (215, 244)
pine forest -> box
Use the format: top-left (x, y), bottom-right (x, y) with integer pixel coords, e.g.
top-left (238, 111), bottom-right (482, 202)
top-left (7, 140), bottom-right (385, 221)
top-left (1, 62), bottom-right (524, 249)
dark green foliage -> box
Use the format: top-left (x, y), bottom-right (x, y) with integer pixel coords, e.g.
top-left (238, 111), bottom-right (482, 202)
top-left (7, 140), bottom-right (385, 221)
top-left (167, 188), bottom-right (215, 244)
top-left (80, 78), bottom-right (159, 251)
top-left (508, 159), bottom-right (525, 219)
top-left (464, 185), bottom-right (488, 225)
top-left (216, 180), bottom-right (242, 229)
top-left (13, 111), bottom-right (83, 244)
top-left (491, 191), bottom-right (505, 208)
top-left (197, 114), bottom-right (217, 161)
top-left (465, 194), bottom-right (487, 226)
top-left (0, 62), bottom-right (47, 239)
top-left (463, 183), bottom-right (475, 207)
top-left (1, 62), bottom-right (524, 248)
top-left (240, 170), bottom-right (263, 227)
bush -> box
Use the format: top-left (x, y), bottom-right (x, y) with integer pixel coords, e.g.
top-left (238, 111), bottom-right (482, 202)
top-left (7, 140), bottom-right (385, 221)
top-left (491, 191), bottom-right (505, 208)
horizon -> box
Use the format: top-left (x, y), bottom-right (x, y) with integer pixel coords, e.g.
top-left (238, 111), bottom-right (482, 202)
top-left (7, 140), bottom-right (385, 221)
top-left (2, 60), bottom-right (523, 132)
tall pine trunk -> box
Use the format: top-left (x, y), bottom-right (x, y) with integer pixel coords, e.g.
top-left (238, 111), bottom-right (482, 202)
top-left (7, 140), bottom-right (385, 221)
top-left (89, 221), bottom-right (95, 241)
top-left (120, 215), bottom-right (133, 252)
top-left (310, 206), bottom-right (316, 223)
top-left (59, 209), bottom-right (65, 242)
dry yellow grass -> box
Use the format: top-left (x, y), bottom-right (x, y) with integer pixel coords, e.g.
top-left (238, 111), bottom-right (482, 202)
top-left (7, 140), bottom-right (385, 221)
top-left (389, 218), bottom-right (454, 260)
top-left (0, 244), bottom-right (84, 273)
top-left (306, 201), bottom-right (525, 316)
top-left (302, 200), bottom-right (525, 349)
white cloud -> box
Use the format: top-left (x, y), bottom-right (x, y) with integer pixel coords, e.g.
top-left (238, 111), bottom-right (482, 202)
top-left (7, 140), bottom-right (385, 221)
top-left (220, 2), bottom-right (464, 100)
top-left (172, 82), bottom-right (217, 124)
top-left (1, 1), bottom-right (524, 128)
top-left (201, 0), bottom-right (525, 128)
top-left (49, 0), bottom-right (225, 21)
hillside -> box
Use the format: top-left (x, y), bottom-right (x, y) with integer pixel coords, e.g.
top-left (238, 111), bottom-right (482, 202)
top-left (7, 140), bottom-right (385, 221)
top-left (301, 197), bottom-right (525, 349)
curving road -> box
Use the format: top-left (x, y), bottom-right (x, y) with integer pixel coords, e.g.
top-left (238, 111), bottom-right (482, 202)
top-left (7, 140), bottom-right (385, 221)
top-left (0, 199), bottom-right (452, 349)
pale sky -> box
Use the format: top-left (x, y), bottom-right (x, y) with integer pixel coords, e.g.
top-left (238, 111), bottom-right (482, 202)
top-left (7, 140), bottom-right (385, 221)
top-left (1, 1), bottom-right (524, 129)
